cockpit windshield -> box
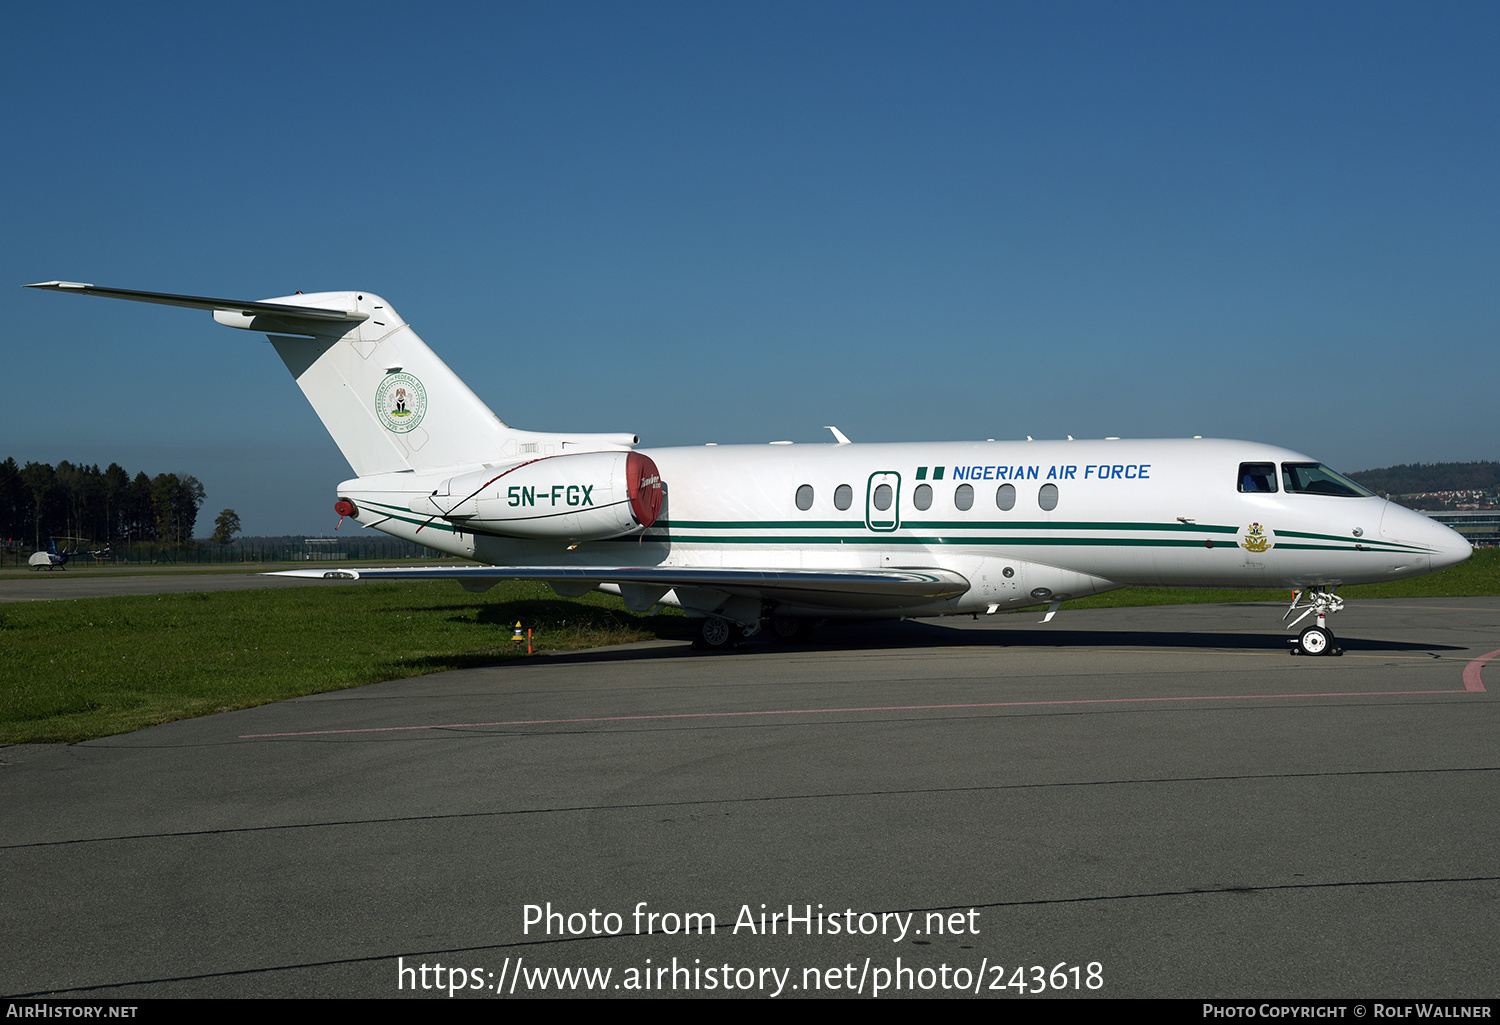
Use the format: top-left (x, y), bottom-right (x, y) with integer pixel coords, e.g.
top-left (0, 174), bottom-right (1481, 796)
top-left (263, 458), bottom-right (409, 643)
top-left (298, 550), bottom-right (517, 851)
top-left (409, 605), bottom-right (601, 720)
top-left (1281, 463), bottom-right (1376, 498)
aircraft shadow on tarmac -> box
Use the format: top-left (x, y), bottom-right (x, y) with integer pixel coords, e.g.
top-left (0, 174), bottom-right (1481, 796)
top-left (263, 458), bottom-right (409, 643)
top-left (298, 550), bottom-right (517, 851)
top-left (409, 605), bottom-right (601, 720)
top-left (819, 620), bottom-right (1464, 653)
top-left (449, 610), bottom-right (1468, 668)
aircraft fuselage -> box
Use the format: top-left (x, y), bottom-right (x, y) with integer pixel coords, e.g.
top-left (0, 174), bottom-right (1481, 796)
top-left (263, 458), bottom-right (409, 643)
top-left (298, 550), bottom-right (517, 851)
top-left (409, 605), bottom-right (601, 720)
top-left (336, 437), bottom-right (1467, 619)
top-left (28, 282), bottom-right (1470, 636)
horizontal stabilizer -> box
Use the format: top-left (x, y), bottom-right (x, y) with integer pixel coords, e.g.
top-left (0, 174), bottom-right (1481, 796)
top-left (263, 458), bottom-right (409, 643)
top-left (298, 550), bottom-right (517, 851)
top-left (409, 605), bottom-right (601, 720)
top-left (25, 282), bottom-right (367, 322)
top-left (29, 279), bottom-right (642, 477)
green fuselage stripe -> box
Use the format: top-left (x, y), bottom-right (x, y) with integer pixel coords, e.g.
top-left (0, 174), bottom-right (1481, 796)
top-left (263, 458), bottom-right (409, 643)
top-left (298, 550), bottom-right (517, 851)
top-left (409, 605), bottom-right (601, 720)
top-left (664, 518), bottom-right (1241, 533)
top-left (354, 501), bottom-right (1429, 555)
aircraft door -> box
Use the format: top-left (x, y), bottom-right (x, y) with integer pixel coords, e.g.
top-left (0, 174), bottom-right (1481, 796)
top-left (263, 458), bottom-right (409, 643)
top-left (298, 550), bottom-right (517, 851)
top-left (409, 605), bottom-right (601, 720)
top-left (865, 472), bottom-right (901, 532)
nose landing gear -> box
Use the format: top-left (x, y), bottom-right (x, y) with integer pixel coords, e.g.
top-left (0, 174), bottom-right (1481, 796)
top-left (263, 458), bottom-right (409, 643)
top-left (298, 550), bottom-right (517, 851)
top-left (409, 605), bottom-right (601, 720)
top-left (1285, 589), bottom-right (1344, 656)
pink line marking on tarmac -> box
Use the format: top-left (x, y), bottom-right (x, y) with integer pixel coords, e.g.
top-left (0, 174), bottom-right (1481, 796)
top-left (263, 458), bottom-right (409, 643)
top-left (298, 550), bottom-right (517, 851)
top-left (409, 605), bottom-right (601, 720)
top-left (1462, 649), bottom-right (1499, 693)
top-left (239, 686), bottom-right (1479, 739)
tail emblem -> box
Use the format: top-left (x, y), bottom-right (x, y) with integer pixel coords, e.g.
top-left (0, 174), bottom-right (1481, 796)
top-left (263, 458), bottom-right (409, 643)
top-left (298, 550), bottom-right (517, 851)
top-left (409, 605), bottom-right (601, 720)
top-left (376, 372), bottom-right (428, 433)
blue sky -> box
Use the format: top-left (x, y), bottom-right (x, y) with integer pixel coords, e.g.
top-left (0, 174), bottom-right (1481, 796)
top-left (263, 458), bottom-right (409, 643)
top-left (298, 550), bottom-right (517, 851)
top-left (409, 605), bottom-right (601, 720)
top-left (6, 2), bottom-right (1497, 535)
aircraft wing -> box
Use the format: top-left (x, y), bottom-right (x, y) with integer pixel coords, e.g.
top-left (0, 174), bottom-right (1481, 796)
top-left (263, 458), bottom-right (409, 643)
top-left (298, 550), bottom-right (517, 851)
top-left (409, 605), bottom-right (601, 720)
top-left (269, 564), bottom-right (971, 608)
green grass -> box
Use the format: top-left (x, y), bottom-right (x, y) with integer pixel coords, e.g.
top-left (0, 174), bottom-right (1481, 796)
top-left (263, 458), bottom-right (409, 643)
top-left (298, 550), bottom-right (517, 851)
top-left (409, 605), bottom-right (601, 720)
top-left (2, 549), bottom-right (1493, 744)
top-left (0, 582), bottom-right (688, 744)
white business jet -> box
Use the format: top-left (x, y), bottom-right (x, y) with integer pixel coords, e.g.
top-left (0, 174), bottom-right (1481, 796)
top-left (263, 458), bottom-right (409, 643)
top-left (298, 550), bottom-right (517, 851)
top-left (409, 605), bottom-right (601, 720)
top-left (29, 282), bottom-right (1471, 654)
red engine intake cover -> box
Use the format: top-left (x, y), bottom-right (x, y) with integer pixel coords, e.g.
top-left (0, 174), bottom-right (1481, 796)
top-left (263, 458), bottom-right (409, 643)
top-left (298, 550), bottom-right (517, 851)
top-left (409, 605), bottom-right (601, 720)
top-left (334, 498), bottom-right (358, 518)
top-left (626, 452), bottom-right (663, 527)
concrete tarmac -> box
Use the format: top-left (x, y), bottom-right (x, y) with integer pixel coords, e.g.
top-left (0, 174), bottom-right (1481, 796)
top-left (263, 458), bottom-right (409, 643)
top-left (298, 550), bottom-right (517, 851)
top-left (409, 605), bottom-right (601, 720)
top-left (2, 597), bottom-right (1497, 999)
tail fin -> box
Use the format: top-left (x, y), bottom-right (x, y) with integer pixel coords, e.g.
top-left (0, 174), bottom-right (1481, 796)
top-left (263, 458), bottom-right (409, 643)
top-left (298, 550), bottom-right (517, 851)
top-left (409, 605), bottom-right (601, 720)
top-left (27, 283), bottom-right (638, 476)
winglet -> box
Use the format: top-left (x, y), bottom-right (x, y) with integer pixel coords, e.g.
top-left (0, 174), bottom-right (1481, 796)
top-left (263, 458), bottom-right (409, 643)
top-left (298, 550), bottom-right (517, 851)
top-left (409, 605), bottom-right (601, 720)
top-left (824, 425), bottom-right (852, 445)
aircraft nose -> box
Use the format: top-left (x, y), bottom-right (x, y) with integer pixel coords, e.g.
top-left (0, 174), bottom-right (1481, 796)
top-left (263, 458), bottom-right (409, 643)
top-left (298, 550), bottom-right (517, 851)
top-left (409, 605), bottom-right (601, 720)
top-left (1429, 522), bottom-right (1474, 571)
top-left (1382, 502), bottom-right (1472, 571)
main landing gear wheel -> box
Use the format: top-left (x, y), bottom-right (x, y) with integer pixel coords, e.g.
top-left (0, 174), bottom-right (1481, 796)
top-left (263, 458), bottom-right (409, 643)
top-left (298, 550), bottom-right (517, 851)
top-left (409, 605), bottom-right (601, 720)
top-left (694, 616), bottom-right (736, 650)
top-left (770, 615), bottom-right (815, 644)
top-left (1296, 625), bottom-right (1336, 656)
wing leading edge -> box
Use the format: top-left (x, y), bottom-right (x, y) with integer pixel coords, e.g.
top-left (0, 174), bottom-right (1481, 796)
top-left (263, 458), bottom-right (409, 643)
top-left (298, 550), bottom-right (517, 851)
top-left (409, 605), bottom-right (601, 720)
top-left (269, 564), bottom-right (971, 610)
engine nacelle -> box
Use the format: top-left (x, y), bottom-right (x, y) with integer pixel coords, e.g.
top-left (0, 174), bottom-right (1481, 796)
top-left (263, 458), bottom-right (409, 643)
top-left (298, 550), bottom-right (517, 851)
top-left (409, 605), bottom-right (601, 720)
top-left (408, 451), bottom-right (663, 541)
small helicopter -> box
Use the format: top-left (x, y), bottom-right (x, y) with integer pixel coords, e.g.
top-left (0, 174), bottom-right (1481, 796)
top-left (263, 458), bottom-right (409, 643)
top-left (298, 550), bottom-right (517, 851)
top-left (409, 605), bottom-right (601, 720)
top-left (28, 537), bottom-right (109, 571)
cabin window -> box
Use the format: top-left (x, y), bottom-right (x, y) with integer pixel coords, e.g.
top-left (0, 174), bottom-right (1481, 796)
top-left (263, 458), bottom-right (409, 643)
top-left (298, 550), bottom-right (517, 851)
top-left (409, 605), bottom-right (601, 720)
top-left (834, 484), bottom-right (853, 510)
top-left (1039, 483), bottom-right (1059, 511)
top-left (913, 483), bottom-right (933, 510)
top-left (1238, 462), bottom-right (1278, 493)
top-left (795, 484), bottom-right (814, 510)
top-left (873, 483), bottom-right (893, 511)
top-left (996, 483), bottom-right (1016, 511)
top-left (954, 483), bottom-right (974, 511)
top-left (1281, 463), bottom-right (1375, 498)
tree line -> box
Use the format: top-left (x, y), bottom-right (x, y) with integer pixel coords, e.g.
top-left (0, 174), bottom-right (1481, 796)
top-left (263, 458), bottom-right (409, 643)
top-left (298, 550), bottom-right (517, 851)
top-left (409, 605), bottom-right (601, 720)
top-left (0, 458), bottom-right (205, 551)
top-left (1349, 461), bottom-right (1500, 497)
